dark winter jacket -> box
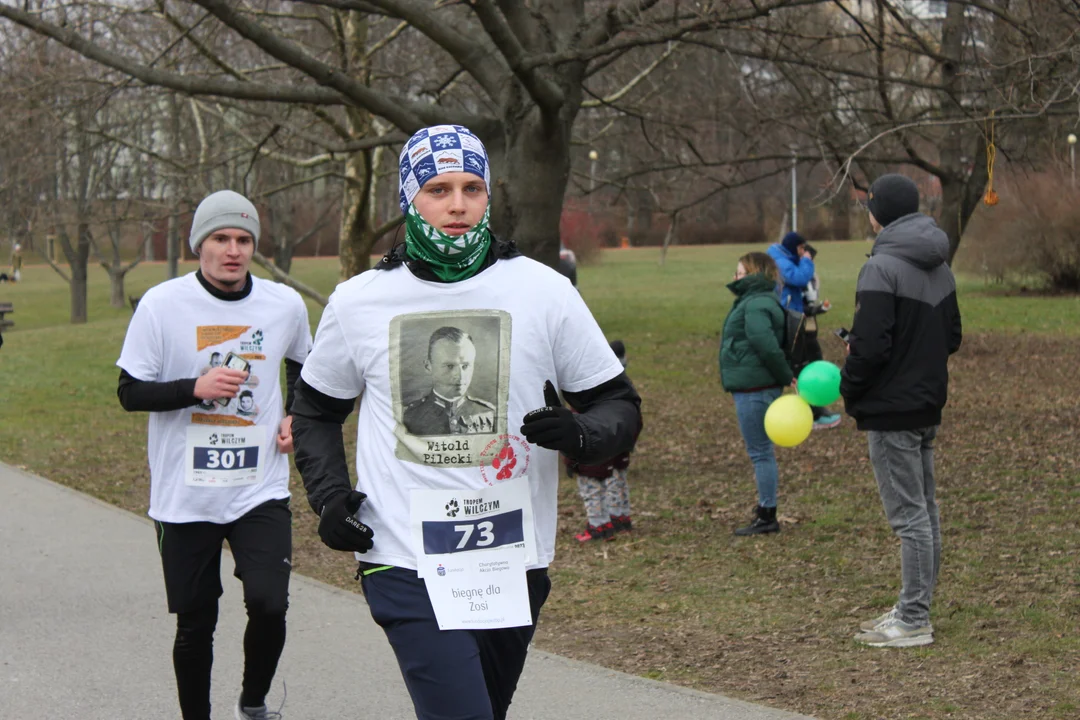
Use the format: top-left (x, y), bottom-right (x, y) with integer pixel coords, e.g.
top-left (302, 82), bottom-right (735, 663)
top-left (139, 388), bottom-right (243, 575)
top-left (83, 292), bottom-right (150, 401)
top-left (840, 213), bottom-right (962, 431)
top-left (720, 273), bottom-right (794, 392)
top-left (767, 243), bottom-right (815, 312)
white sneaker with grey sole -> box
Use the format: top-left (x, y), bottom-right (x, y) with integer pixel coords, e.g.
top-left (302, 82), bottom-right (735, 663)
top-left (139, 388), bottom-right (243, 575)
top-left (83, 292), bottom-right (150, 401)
top-left (236, 700), bottom-right (282, 720)
top-left (859, 606), bottom-right (899, 632)
top-left (854, 616), bottom-right (934, 648)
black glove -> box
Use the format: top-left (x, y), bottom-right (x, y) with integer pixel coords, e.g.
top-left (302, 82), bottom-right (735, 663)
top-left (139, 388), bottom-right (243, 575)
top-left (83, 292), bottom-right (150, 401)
top-left (520, 381), bottom-right (586, 457)
top-left (318, 490), bottom-right (374, 553)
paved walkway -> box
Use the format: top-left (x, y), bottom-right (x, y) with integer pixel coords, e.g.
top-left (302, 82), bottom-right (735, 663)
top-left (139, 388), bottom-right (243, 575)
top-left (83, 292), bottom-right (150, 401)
top-left (0, 462), bottom-right (816, 719)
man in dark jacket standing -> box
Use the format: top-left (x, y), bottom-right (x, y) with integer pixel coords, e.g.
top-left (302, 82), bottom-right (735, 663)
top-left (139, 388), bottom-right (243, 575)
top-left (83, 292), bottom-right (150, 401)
top-left (841, 174), bottom-right (962, 648)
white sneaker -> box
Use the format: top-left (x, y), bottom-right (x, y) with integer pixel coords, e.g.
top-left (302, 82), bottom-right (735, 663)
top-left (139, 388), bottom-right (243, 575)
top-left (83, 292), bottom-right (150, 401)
top-left (859, 606), bottom-right (899, 632)
top-left (236, 700), bottom-right (282, 720)
top-left (854, 616), bottom-right (934, 648)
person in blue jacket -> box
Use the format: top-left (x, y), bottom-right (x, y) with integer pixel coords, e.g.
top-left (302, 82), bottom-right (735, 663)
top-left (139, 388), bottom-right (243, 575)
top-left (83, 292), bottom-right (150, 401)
top-left (767, 232), bottom-right (816, 312)
top-left (768, 232), bottom-right (842, 430)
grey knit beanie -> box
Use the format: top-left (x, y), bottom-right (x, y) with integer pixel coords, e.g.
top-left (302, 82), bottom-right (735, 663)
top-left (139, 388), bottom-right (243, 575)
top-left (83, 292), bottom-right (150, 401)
top-left (189, 190), bottom-right (260, 254)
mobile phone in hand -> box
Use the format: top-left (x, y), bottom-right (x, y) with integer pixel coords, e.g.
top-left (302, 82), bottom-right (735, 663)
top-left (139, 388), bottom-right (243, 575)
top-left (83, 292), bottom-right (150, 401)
top-left (216, 352), bottom-right (251, 406)
top-left (834, 327), bottom-right (850, 343)
top-left (222, 351), bottom-right (251, 374)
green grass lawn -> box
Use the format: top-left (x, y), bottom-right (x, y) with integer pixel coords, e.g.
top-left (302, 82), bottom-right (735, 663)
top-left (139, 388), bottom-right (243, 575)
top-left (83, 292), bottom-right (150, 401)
top-left (2, 244), bottom-right (1078, 720)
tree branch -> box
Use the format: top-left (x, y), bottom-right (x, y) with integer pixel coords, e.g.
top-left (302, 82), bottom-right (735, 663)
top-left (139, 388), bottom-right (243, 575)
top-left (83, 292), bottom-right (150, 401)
top-left (259, 171), bottom-right (345, 198)
top-left (372, 214), bottom-right (404, 243)
top-left (470, 0), bottom-right (565, 113)
top-left (191, 0), bottom-right (490, 130)
top-left (530, 0), bottom-right (823, 70)
top-left (157, 6), bottom-right (249, 82)
top-left (581, 41), bottom-right (678, 108)
top-left (0, 4), bottom-right (347, 106)
top-left (362, 0), bottom-right (511, 102)
top-left (251, 251), bottom-right (329, 306)
top-left (581, 0), bottom-right (665, 51)
top-left (288, 201), bottom-right (339, 250)
top-left (36, 246), bottom-right (72, 284)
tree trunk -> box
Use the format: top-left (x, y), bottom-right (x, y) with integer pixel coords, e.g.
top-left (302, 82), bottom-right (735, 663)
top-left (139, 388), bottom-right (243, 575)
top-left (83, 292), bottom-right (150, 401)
top-left (167, 206), bottom-right (180, 279)
top-left (109, 269), bottom-right (125, 308)
top-left (69, 222), bottom-right (90, 324)
top-left (629, 187), bottom-right (654, 247)
top-left (755, 192), bottom-right (767, 238)
top-left (491, 107), bottom-right (577, 267)
top-left (274, 241), bottom-right (293, 275)
top-left (336, 11), bottom-right (378, 280)
top-left (937, 142), bottom-right (988, 262)
top-left (935, 0), bottom-right (988, 262)
top-left (338, 147), bottom-right (375, 279)
top-left (831, 189), bottom-right (851, 240)
top-left (167, 93), bottom-right (183, 279)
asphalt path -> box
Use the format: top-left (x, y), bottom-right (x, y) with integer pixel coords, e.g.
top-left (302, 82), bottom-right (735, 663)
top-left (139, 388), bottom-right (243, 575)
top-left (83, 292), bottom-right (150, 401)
top-left (0, 462), bottom-right (816, 720)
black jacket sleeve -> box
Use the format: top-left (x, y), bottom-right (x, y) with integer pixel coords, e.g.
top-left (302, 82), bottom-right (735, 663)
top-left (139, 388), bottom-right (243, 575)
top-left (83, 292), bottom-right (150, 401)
top-left (947, 292), bottom-right (963, 355)
top-left (284, 358), bottom-right (303, 415)
top-left (840, 264), bottom-right (895, 403)
top-left (117, 369), bottom-right (200, 412)
top-left (562, 372), bottom-right (642, 465)
top-left (290, 377), bottom-right (357, 515)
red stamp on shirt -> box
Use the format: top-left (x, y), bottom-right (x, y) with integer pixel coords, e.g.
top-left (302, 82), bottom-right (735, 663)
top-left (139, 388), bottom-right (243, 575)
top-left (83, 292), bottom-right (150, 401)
top-left (479, 434), bottom-right (531, 486)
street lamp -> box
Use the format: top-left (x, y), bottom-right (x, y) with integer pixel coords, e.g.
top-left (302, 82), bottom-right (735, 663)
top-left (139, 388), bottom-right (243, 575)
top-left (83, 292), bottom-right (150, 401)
top-left (1068, 133), bottom-right (1077, 189)
top-left (588, 149), bottom-right (598, 209)
top-left (790, 145), bottom-right (798, 233)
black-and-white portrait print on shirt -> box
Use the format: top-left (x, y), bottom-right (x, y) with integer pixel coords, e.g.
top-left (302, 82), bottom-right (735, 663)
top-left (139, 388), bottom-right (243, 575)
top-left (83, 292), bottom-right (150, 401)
top-left (390, 310), bottom-right (511, 467)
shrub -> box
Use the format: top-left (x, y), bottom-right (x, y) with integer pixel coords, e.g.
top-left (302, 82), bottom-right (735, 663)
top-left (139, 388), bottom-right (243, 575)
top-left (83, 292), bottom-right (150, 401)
top-left (559, 206), bottom-right (607, 264)
top-left (962, 169), bottom-right (1080, 292)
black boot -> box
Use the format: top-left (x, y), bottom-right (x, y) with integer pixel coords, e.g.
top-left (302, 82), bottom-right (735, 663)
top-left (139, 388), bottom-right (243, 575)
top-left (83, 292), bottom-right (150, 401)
top-left (734, 505), bottom-right (780, 536)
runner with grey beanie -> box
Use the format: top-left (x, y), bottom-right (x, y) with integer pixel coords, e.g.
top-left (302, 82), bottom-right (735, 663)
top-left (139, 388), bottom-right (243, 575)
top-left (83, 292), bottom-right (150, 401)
top-left (116, 188), bottom-right (312, 719)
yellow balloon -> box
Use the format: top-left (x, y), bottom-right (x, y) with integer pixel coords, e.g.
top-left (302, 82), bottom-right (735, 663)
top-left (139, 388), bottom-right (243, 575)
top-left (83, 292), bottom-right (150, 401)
top-left (764, 394), bottom-right (814, 447)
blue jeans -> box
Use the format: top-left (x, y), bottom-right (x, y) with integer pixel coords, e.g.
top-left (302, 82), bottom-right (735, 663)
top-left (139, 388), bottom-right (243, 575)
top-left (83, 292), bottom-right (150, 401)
top-left (732, 387), bottom-right (782, 508)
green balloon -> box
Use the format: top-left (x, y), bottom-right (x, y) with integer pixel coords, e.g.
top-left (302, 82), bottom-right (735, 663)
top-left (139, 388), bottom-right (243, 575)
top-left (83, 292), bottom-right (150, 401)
top-left (798, 361), bottom-right (841, 406)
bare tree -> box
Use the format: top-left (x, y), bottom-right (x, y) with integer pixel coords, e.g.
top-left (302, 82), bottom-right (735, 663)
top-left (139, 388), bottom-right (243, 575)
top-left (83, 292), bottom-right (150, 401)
top-left (0, 0), bottom-right (819, 274)
top-left (93, 198), bottom-right (153, 308)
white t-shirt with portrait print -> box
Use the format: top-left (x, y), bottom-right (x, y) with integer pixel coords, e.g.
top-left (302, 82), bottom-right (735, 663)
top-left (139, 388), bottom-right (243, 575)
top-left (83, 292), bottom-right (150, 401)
top-left (300, 256), bottom-right (625, 571)
top-left (117, 273), bottom-right (312, 524)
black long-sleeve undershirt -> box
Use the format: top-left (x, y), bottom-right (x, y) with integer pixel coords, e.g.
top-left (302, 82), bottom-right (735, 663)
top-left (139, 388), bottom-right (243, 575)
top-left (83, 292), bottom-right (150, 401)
top-left (291, 379), bottom-right (357, 515)
top-left (117, 370), bottom-right (201, 412)
top-left (117, 359), bottom-right (303, 414)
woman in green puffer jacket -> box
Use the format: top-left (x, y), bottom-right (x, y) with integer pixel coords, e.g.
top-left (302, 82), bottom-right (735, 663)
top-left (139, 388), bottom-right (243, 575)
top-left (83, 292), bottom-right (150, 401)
top-left (719, 252), bottom-right (794, 536)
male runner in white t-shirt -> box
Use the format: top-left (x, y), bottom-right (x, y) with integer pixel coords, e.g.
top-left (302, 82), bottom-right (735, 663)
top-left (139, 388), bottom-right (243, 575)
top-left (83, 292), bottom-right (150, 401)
top-left (291, 126), bottom-right (642, 720)
top-left (117, 190), bottom-right (312, 720)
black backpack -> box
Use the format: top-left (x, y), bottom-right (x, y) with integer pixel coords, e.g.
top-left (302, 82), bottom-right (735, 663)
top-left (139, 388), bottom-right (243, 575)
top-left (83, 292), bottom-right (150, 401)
top-left (781, 303), bottom-right (810, 373)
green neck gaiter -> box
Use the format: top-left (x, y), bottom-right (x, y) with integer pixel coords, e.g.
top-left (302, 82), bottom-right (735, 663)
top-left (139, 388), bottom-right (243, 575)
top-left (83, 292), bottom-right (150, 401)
top-left (404, 203), bottom-right (493, 283)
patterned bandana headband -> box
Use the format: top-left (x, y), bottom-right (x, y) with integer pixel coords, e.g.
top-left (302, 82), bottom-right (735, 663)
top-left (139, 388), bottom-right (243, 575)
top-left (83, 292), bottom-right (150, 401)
top-left (398, 125), bottom-right (493, 282)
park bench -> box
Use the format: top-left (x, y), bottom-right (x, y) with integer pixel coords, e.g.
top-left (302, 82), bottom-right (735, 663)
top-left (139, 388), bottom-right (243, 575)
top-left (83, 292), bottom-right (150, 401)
top-left (0, 302), bottom-right (13, 331)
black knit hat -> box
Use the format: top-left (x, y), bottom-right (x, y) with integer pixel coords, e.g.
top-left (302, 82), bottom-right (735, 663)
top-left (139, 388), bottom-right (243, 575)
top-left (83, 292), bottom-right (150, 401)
top-left (867, 174), bottom-right (920, 228)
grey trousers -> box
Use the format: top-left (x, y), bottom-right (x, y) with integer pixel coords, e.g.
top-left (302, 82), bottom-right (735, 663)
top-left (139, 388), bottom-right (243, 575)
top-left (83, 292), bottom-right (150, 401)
top-left (867, 427), bottom-right (941, 626)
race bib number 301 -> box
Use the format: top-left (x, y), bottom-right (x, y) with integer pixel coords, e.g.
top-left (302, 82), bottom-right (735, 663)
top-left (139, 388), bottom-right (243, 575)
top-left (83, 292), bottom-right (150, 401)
top-left (185, 426), bottom-right (264, 487)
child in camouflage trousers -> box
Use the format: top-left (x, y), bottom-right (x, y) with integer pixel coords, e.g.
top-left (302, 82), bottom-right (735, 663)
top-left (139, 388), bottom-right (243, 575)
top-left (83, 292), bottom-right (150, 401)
top-left (568, 340), bottom-right (634, 542)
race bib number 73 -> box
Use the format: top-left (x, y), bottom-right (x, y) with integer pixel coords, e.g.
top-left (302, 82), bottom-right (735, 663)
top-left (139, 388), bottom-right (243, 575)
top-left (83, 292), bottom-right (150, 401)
top-left (422, 510), bottom-right (525, 554)
top-left (409, 477), bottom-right (537, 631)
